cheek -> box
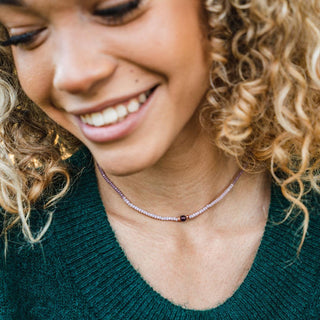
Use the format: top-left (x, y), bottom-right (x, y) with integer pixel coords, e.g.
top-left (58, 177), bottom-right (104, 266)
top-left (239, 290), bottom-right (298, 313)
top-left (13, 50), bottom-right (53, 107)
top-left (120, 0), bottom-right (209, 84)
top-left (13, 54), bottom-right (74, 134)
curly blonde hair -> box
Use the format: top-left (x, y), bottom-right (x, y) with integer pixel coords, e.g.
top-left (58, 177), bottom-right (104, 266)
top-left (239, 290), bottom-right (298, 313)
top-left (0, 39), bottom-right (81, 247)
top-left (0, 0), bottom-right (320, 251)
top-left (202, 0), bottom-right (320, 250)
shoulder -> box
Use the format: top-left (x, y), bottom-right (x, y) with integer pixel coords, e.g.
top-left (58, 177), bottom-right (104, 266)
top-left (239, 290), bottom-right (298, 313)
top-left (303, 188), bottom-right (320, 245)
top-left (270, 183), bottom-right (320, 243)
top-left (292, 188), bottom-right (320, 306)
top-left (0, 147), bottom-right (92, 266)
top-left (0, 220), bottom-right (20, 318)
top-left (267, 183), bottom-right (320, 285)
top-left (0, 147), bottom-right (96, 318)
top-left (66, 146), bottom-right (94, 176)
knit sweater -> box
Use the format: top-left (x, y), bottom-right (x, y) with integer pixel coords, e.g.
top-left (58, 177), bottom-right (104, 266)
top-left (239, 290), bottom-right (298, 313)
top-left (1, 148), bottom-right (320, 320)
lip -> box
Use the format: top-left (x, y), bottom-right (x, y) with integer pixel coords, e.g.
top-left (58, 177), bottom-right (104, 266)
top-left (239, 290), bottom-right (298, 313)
top-left (77, 85), bottom-right (158, 143)
top-left (71, 85), bottom-right (158, 116)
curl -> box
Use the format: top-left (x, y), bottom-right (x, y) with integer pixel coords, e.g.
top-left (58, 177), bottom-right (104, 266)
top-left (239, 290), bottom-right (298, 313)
top-left (0, 26), bottom-right (81, 246)
top-left (203, 0), bottom-right (320, 251)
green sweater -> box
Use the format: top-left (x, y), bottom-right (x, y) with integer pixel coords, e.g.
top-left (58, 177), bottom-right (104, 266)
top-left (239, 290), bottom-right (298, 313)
top-left (1, 148), bottom-right (320, 319)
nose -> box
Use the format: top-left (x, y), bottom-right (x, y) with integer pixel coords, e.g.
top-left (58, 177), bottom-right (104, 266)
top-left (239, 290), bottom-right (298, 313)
top-left (53, 30), bottom-right (118, 94)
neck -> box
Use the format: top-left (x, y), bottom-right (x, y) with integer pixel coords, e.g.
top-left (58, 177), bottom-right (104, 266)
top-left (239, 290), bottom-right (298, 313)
top-left (96, 128), bottom-right (253, 225)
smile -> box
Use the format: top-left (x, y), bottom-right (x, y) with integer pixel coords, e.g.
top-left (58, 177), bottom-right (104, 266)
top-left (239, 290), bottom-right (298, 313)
top-left (79, 88), bottom-right (154, 127)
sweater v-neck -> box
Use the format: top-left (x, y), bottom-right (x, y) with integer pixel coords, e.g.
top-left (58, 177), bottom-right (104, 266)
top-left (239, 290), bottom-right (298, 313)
top-left (52, 148), bottom-right (319, 319)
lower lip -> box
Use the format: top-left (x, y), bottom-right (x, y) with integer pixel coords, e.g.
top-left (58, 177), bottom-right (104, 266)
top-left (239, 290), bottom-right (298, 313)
top-left (77, 87), bottom-right (157, 143)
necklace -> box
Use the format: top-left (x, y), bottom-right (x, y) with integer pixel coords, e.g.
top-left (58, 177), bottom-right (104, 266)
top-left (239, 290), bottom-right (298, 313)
top-left (97, 164), bottom-right (244, 222)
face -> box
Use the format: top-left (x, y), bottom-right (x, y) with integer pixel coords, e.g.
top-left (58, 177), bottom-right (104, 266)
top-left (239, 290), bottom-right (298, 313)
top-left (0, 0), bottom-right (210, 175)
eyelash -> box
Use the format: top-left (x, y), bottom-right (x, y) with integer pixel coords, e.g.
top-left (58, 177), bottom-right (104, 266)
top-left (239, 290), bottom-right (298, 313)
top-left (94, 0), bottom-right (142, 24)
top-left (0, 0), bottom-right (142, 48)
top-left (0, 29), bottom-right (42, 47)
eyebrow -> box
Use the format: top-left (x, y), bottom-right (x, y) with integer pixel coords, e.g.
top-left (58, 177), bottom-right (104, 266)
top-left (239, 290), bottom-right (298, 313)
top-left (0, 0), bottom-right (24, 5)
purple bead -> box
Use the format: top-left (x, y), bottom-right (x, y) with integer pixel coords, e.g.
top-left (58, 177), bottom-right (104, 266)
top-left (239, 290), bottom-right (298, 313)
top-left (180, 215), bottom-right (187, 222)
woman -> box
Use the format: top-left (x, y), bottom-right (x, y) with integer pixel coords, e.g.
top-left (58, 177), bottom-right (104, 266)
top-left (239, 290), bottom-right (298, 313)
top-left (0, 0), bottom-right (319, 319)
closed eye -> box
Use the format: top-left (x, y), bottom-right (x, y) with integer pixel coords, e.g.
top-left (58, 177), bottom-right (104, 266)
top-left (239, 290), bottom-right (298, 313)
top-left (0, 29), bottom-right (44, 47)
top-left (93, 0), bottom-right (142, 25)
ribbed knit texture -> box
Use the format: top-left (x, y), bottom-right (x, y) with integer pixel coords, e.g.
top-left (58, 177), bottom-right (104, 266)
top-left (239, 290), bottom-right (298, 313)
top-left (1, 147), bottom-right (320, 319)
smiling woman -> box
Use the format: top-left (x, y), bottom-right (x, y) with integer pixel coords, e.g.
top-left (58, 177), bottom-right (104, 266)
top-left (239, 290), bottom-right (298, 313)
top-left (0, 0), bottom-right (320, 319)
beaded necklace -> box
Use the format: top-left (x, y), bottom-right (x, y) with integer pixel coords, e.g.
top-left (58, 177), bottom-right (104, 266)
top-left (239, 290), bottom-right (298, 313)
top-left (97, 164), bottom-right (243, 222)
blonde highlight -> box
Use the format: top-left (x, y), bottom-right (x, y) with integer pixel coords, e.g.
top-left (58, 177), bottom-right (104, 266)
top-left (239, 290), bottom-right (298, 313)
top-left (202, 0), bottom-right (320, 251)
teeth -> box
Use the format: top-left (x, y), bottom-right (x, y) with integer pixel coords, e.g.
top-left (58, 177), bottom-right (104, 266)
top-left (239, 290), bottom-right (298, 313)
top-left (102, 107), bottom-right (118, 124)
top-left (91, 112), bottom-right (105, 127)
top-left (115, 104), bottom-right (128, 118)
top-left (139, 93), bottom-right (147, 104)
top-left (127, 99), bottom-right (140, 113)
top-left (80, 114), bottom-right (94, 125)
top-left (80, 88), bottom-right (154, 127)
top-left (87, 115), bottom-right (94, 126)
top-left (80, 115), bottom-right (86, 123)
top-left (83, 115), bottom-right (89, 124)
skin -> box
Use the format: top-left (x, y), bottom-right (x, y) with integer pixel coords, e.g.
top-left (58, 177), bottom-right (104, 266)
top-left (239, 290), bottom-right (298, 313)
top-left (1, 0), bottom-right (211, 175)
top-left (0, 0), bottom-right (271, 310)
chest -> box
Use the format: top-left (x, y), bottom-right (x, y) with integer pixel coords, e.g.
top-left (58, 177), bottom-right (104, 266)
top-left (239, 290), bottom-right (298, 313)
top-left (111, 222), bottom-right (264, 310)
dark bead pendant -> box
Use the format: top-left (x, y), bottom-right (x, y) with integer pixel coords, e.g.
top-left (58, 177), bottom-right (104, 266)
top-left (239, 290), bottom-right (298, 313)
top-left (180, 215), bottom-right (188, 222)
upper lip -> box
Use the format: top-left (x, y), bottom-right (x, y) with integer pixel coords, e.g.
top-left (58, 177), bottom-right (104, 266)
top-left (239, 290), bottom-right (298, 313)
top-left (69, 85), bottom-right (158, 116)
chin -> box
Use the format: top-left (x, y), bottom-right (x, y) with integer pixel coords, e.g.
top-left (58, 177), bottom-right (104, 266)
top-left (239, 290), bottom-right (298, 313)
top-left (93, 149), bottom-right (161, 177)
top-left (104, 163), bottom-right (146, 177)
